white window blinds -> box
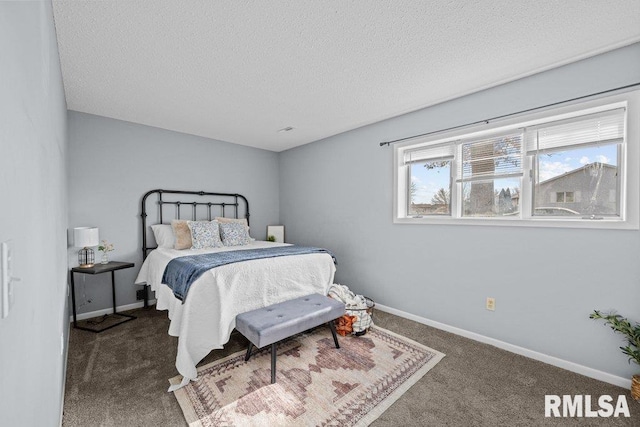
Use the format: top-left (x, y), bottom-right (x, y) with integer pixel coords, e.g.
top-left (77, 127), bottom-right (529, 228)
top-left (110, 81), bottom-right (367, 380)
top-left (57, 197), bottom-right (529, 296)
top-left (525, 107), bottom-right (625, 154)
top-left (403, 141), bottom-right (456, 164)
top-left (458, 133), bottom-right (523, 182)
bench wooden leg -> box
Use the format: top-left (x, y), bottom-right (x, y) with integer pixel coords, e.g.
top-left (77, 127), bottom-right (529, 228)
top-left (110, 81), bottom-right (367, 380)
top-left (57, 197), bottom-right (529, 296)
top-left (271, 343), bottom-right (277, 384)
top-left (328, 321), bottom-right (340, 349)
top-left (245, 342), bottom-right (253, 361)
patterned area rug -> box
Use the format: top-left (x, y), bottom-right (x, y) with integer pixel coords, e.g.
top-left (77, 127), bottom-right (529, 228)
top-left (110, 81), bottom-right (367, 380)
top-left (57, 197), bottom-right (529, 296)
top-left (170, 326), bottom-right (445, 426)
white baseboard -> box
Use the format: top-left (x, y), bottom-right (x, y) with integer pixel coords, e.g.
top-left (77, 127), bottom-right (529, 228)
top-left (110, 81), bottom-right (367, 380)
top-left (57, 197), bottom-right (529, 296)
top-left (70, 299), bottom-right (157, 322)
top-left (375, 303), bottom-right (632, 390)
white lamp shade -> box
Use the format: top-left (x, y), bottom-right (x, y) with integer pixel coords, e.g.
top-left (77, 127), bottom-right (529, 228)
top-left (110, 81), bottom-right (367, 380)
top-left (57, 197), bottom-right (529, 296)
top-left (73, 227), bottom-right (99, 248)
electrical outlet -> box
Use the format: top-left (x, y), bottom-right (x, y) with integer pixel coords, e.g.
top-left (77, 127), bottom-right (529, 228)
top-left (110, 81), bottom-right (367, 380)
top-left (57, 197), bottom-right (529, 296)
top-left (486, 297), bottom-right (496, 311)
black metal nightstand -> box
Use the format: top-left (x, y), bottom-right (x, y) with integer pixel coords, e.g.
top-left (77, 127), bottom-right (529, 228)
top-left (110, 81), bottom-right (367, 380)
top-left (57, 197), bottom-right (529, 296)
top-left (70, 261), bottom-right (136, 332)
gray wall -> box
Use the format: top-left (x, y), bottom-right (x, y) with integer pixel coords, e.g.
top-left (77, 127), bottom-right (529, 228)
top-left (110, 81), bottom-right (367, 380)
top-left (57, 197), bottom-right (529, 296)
top-left (67, 112), bottom-right (280, 314)
top-left (0, 1), bottom-right (69, 425)
top-left (280, 43), bottom-right (640, 380)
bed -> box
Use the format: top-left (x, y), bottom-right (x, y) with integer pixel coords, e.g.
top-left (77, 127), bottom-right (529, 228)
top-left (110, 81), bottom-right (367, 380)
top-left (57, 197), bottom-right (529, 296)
top-left (134, 189), bottom-right (336, 390)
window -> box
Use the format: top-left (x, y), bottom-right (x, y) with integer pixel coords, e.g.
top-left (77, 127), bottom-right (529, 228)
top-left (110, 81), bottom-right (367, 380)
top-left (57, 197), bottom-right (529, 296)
top-left (405, 144), bottom-right (454, 216)
top-left (460, 133), bottom-right (522, 217)
top-left (408, 159), bottom-right (451, 216)
top-left (555, 192), bottom-right (574, 203)
top-left (393, 90), bottom-right (639, 229)
top-left (528, 109), bottom-right (623, 219)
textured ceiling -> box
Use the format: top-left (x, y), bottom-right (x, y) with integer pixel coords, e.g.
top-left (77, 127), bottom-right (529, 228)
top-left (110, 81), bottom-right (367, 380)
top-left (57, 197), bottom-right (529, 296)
top-left (52, 1), bottom-right (640, 152)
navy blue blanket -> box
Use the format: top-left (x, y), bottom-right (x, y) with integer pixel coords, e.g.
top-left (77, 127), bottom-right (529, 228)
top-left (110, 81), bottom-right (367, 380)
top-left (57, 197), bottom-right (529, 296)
top-left (161, 245), bottom-right (336, 302)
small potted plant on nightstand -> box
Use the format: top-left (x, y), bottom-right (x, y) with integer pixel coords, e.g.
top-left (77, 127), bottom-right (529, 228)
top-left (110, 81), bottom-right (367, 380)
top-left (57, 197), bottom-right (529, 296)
top-left (98, 240), bottom-right (114, 264)
top-left (590, 310), bottom-right (640, 401)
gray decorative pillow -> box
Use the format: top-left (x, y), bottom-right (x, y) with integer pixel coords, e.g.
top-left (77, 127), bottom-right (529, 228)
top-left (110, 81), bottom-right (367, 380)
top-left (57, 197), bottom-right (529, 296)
top-left (187, 220), bottom-right (223, 249)
top-left (220, 222), bottom-right (251, 246)
top-left (215, 217), bottom-right (249, 229)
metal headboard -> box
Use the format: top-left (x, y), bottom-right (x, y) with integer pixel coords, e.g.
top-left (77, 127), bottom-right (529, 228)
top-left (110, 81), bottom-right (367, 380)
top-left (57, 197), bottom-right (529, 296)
top-left (141, 188), bottom-right (250, 258)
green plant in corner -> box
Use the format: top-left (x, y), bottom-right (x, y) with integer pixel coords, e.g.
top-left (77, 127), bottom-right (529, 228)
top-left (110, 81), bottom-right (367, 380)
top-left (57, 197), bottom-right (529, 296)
top-left (590, 310), bottom-right (640, 401)
top-left (590, 310), bottom-right (640, 366)
top-left (266, 235), bottom-right (276, 242)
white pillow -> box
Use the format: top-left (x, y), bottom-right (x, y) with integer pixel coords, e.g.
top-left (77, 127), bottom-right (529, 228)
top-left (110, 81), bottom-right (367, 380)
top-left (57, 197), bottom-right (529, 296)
top-left (151, 224), bottom-right (175, 248)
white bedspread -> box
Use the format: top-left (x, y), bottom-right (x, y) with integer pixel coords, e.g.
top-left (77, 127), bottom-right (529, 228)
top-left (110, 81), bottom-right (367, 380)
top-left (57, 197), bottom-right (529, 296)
top-left (134, 241), bottom-right (336, 389)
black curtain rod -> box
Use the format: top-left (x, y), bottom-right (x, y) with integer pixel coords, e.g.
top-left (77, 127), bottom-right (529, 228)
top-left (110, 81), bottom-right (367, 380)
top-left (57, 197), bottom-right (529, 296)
top-left (379, 82), bottom-right (640, 147)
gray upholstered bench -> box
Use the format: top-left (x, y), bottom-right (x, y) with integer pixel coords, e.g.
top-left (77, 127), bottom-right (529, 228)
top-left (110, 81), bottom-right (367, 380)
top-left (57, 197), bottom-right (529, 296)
top-left (235, 293), bottom-right (345, 384)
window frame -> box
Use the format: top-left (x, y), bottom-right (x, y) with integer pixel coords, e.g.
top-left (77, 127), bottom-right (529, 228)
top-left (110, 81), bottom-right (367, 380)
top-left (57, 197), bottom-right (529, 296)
top-left (393, 89), bottom-right (640, 230)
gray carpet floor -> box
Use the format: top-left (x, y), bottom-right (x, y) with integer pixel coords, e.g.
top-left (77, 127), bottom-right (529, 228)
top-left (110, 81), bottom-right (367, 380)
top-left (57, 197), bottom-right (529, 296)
top-left (63, 307), bottom-right (639, 426)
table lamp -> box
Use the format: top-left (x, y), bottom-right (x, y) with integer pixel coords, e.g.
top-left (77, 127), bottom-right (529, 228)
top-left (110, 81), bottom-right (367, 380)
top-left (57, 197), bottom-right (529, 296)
top-left (74, 227), bottom-right (99, 268)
